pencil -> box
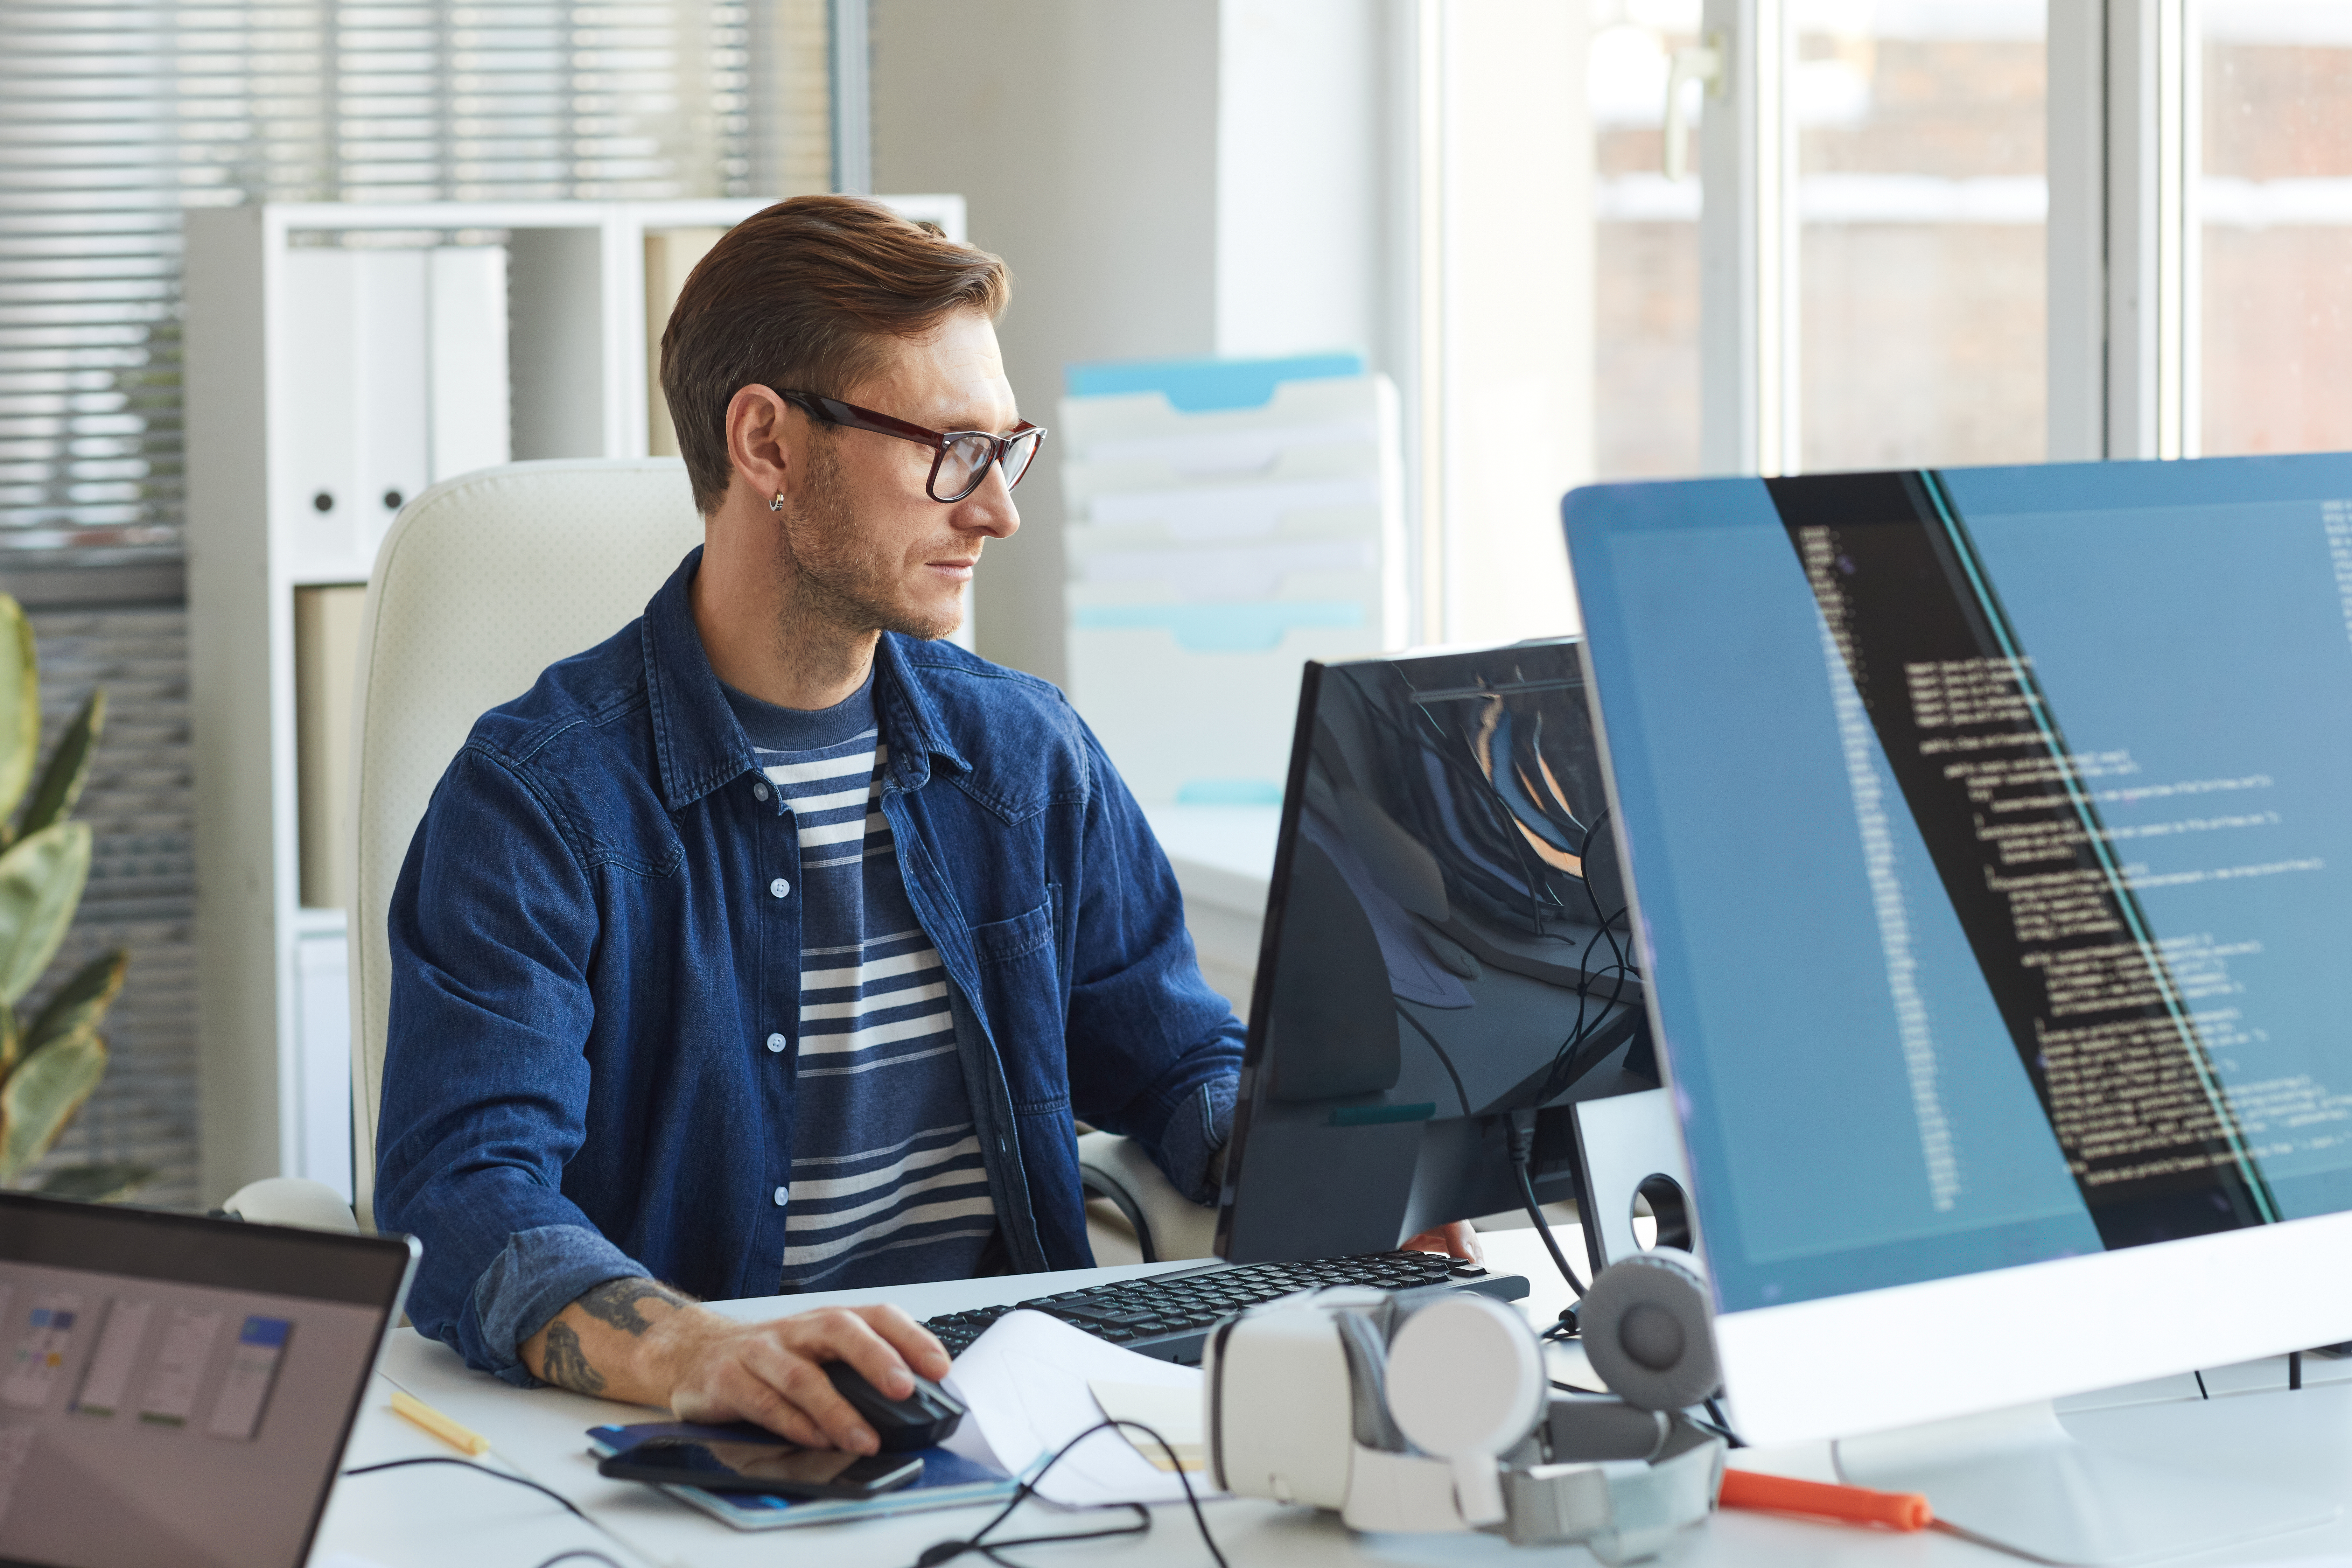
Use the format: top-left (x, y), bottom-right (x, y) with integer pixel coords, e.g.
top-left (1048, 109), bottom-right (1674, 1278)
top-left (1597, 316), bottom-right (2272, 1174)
top-left (1718, 1468), bottom-right (1932, 1531)
top-left (390, 1388), bottom-right (491, 1456)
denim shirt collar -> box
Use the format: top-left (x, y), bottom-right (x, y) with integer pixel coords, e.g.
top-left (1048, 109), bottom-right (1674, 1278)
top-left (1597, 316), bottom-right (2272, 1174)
top-left (639, 546), bottom-right (970, 812)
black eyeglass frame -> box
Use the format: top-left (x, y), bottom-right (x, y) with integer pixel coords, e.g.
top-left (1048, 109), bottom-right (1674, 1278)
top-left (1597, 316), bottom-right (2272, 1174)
top-left (776, 389), bottom-right (1047, 503)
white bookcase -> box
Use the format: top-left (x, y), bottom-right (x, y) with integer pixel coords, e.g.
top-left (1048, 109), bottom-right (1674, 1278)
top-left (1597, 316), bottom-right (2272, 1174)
top-left (183, 195), bottom-right (967, 1208)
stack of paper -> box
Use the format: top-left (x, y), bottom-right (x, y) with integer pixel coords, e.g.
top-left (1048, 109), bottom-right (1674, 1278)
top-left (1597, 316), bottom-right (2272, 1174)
top-left (1059, 353), bottom-right (1405, 807)
top-left (939, 1309), bottom-right (1216, 1507)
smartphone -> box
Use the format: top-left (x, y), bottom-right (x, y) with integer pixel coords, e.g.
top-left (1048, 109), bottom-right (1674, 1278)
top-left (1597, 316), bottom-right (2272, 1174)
top-left (596, 1436), bottom-right (924, 1498)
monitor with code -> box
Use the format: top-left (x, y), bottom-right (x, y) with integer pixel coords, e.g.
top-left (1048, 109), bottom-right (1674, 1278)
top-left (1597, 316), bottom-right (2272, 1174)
top-left (1567, 456), bottom-right (2352, 1319)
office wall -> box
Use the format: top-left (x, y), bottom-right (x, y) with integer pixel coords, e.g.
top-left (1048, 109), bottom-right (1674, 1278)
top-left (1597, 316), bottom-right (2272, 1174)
top-left (871, 0), bottom-right (1406, 684)
top-left (870, 1), bottom-right (1223, 686)
top-left (1214, 0), bottom-right (1394, 363)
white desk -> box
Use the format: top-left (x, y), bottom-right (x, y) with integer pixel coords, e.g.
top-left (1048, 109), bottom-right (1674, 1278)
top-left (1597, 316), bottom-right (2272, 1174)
top-left (309, 1228), bottom-right (2352, 1568)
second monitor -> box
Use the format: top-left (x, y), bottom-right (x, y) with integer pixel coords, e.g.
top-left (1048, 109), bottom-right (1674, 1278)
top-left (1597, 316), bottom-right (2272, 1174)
top-left (1215, 638), bottom-right (1656, 1263)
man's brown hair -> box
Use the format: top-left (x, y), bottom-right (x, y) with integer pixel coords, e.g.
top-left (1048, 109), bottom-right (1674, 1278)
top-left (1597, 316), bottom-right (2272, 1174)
top-left (659, 195), bottom-right (1012, 514)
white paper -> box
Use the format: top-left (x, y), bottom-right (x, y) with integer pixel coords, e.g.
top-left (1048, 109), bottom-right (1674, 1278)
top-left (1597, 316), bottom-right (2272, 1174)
top-left (938, 1310), bottom-right (1217, 1506)
top-left (1089, 1380), bottom-right (1206, 1471)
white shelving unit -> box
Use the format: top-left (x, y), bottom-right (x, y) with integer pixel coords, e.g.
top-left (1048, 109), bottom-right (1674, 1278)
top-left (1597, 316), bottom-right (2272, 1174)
top-left (183, 195), bottom-right (966, 1208)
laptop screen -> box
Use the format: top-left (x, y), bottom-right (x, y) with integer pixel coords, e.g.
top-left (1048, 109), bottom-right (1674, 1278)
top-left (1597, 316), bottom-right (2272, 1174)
top-left (1566, 454), bottom-right (2352, 1317)
top-left (0, 1195), bottom-right (415, 1568)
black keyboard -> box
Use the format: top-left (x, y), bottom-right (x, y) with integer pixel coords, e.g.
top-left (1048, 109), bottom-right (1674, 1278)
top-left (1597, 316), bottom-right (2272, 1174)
top-left (922, 1251), bottom-right (1530, 1365)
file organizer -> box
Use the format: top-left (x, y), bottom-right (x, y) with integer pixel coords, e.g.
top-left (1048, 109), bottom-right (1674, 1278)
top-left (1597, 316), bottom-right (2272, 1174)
top-left (1059, 354), bottom-right (1405, 805)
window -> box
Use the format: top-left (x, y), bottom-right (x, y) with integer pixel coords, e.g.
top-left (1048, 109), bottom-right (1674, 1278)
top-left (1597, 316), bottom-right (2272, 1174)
top-left (2195, 1), bottom-right (2352, 457)
top-left (1591, 0), bottom-right (1706, 481)
top-left (1796, 1), bottom-right (2047, 470)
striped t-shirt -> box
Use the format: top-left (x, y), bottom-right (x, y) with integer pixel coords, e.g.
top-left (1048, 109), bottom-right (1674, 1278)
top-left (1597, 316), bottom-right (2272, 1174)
top-left (722, 676), bottom-right (998, 1293)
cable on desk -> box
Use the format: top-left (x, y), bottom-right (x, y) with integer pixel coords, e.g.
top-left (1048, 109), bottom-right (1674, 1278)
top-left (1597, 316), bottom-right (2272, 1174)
top-left (2194, 1371), bottom-right (2210, 1400)
top-left (912, 1418), bottom-right (1227, 1568)
top-left (1700, 1397), bottom-right (1746, 1449)
top-left (341, 1456), bottom-right (593, 1524)
top-left (532, 1554), bottom-right (629, 1568)
top-left (2291, 1350), bottom-right (2304, 1391)
top-left (1508, 1112), bottom-right (1588, 1300)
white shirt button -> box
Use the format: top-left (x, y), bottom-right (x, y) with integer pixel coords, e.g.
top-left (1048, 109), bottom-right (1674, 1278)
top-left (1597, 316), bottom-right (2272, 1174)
top-left (773, 1186), bottom-right (789, 1206)
top-left (766, 1033), bottom-right (787, 1053)
top-left (769, 877), bottom-right (790, 898)
top-left (753, 781), bottom-right (770, 801)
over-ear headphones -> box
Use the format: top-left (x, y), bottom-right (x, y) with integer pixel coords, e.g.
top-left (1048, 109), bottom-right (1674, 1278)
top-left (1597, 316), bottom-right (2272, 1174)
top-left (1577, 1246), bottom-right (1721, 1412)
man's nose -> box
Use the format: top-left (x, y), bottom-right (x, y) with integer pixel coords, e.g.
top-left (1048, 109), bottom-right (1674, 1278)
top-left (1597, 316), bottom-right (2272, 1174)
top-left (953, 464), bottom-right (1021, 540)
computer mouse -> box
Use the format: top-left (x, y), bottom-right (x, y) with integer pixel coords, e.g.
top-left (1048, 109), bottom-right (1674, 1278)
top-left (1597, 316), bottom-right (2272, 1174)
top-left (824, 1360), bottom-right (966, 1452)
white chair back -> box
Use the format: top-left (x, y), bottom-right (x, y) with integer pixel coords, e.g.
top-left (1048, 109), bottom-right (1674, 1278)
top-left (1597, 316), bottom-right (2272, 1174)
top-left (348, 459), bottom-right (705, 1228)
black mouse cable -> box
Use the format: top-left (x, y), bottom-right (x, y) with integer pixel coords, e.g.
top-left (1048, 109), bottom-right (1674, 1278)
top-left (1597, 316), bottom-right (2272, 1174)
top-left (1698, 1397), bottom-right (1747, 1449)
top-left (913, 1418), bottom-right (1227, 1568)
top-left (342, 1454), bottom-right (647, 1568)
top-left (341, 1456), bottom-right (595, 1524)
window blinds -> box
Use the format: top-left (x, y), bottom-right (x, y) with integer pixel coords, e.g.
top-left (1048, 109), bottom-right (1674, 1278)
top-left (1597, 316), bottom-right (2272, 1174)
top-left (0, 0), bottom-right (822, 1209)
top-left (0, 0), bottom-right (794, 567)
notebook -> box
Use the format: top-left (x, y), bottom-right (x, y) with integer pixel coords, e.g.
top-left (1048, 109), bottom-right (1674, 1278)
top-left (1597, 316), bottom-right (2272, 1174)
top-left (589, 1419), bottom-right (1017, 1530)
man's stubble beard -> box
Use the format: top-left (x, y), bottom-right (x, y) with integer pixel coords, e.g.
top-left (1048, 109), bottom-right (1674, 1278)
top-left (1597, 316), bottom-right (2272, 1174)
top-left (772, 436), bottom-right (964, 644)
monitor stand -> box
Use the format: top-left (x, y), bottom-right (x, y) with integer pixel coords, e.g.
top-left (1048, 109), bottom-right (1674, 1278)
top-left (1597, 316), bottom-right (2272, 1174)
top-left (1834, 1399), bottom-right (2337, 1565)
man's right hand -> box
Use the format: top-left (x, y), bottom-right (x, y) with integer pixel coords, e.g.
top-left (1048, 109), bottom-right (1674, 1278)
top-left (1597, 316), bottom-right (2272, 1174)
top-left (518, 1277), bottom-right (952, 1455)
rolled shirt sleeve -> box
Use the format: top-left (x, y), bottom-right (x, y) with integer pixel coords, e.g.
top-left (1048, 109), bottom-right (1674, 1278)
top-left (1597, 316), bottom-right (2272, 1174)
top-left (1158, 1074), bottom-right (1240, 1206)
top-left (374, 747), bottom-right (617, 1372)
top-left (1062, 720), bottom-right (1247, 1200)
top-left (469, 1225), bottom-right (652, 1387)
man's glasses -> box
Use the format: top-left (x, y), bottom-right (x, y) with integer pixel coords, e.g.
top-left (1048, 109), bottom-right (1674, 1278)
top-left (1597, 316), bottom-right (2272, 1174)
top-left (777, 390), bottom-right (1047, 504)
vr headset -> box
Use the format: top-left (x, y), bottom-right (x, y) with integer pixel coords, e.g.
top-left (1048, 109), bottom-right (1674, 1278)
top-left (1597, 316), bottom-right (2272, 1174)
top-left (1203, 1249), bottom-right (1725, 1564)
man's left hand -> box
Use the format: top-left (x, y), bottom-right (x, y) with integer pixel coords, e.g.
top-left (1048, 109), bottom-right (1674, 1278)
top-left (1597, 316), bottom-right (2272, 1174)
top-left (1400, 1220), bottom-right (1482, 1264)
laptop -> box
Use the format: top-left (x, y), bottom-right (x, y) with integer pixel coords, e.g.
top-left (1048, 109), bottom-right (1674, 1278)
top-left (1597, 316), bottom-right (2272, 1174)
top-left (0, 1192), bottom-right (418, 1568)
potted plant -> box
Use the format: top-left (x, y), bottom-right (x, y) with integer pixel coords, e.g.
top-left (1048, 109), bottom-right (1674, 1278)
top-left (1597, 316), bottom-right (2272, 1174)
top-left (0, 594), bottom-right (141, 1200)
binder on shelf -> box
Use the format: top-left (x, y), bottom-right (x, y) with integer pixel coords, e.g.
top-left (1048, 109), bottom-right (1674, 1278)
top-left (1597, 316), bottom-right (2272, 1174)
top-left (1059, 353), bottom-right (1404, 807)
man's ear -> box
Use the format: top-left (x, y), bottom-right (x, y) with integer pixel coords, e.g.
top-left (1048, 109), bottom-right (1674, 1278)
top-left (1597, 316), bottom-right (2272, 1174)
top-left (725, 384), bottom-right (795, 506)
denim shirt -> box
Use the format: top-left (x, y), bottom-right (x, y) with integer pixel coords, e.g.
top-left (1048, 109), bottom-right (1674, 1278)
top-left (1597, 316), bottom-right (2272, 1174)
top-left (374, 547), bottom-right (1245, 1380)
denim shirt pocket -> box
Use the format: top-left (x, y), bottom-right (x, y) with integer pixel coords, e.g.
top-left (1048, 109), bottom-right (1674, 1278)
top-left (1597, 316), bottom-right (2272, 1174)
top-left (968, 888), bottom-right (1065, 1109)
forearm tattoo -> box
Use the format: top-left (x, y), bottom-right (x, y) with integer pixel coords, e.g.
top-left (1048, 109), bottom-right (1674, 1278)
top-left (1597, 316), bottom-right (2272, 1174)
top-left (533, 1277), bottom-right (692, 1394)
top-left (538, 1320), bottom-right (605, 1396)
top-left (577, 1276), bottom-right (695, 1336)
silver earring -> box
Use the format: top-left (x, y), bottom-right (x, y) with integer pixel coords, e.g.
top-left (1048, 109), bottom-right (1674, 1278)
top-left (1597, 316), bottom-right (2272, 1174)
top-left (768, 491), bottom-right (784, 513)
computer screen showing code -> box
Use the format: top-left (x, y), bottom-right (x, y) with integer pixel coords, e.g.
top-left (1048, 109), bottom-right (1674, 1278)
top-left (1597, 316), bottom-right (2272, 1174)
top-left (1570, 457), bottom-right (2352, 1313)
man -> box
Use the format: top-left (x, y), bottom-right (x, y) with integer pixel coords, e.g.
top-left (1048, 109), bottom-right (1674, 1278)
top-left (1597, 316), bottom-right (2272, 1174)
top-left (376, 196), bottom-right (1461, 1456)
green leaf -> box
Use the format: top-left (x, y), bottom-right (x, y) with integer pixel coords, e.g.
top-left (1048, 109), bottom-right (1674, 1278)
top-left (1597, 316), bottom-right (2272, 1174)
top-left (0, 1004), bottom-right (18, 1083)
top-left (16, 689), bottom-right (104, 840)
top-left (0, 822), bottom-right (89, 1007)
top-left (0, 1028), bottom-right (104, 1183)
top-left (35, 1161), bottom-right (155, 1203)
top-left (0, 598), bottom-right (37, 839)
top-left (23, 950), bottom-right (126, 1061)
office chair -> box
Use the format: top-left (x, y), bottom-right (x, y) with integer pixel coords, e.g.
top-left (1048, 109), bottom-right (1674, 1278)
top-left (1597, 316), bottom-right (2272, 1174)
top-left (1078, 1129), bottom-right (1218, 1262)
top-left (341, 457), bottom-right (1210, 1265)
top-left (347, 459), bottom-right (706, 1230)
